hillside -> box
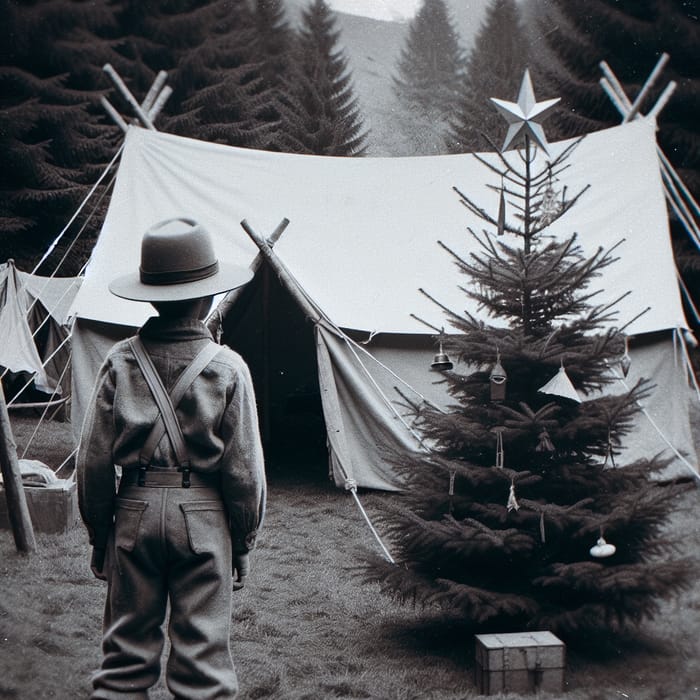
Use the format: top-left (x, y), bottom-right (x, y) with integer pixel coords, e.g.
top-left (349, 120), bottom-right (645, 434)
top-left (332, 13), bottom-right (410, 156)
top-left (285, 1), bottom-right (490, 156)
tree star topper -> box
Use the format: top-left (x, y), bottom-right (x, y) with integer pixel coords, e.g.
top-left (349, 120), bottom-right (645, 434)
top-left (490, 69), bottom-right (560, 154)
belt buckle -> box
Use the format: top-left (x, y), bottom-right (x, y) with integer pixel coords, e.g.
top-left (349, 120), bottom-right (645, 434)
top-left (137, 459), bottom-right (149, 487)
top-left (178, 462), bottom-right (191, 488)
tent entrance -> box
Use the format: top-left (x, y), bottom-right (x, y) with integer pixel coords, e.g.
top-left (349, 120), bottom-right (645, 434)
top-left (220, 262), bottom-right (328, 473)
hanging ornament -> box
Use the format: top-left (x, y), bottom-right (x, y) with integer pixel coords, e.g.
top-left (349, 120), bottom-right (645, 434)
top-left (431, 329), bottom-right (453, 371)
top-left (538, 167), bottom-right (561, 226)
top-left (602, 428), bottom-right (616, 468)
top-left (490, 351), bottom-right (507, 402)
top-left (493, 427), bottom-right (505, 468)
top-left (497, 179), bottom-right (506, 236)
top-left (590, 535), bottom-right (616, 558)
top-left (507, 481), bottom-right (520, 512)
top-left (448, 469), bottom-right (456, 514)
top-left (538, 361), bottom-right (581, 403)
top-left (619, 336), bottom-right (632, 377)
top-left (535, 427), bottom-right (555, 452)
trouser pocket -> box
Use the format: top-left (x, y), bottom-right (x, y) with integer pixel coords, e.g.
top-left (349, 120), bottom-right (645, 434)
top-left (180, 501), bottom-right (228, 555)
top-left (113, 497), bottom-right (148, 575)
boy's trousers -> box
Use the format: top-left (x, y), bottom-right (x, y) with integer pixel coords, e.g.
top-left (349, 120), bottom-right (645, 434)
top-left (91, 472), bottom-right (237, 700)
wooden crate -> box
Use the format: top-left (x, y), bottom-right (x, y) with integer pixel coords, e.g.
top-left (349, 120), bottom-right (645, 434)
top-left (474, 631), bottom-right (565, 695)
top-left (0, 481), bottom-right (79, 534)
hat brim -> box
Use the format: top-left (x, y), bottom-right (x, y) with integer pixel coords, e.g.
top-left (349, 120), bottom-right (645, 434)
top-left (108, 262), bottom-right (254, 302)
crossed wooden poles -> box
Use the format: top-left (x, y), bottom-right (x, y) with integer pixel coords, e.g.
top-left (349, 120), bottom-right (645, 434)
top-left (599, 54), bottom-right (700, 323)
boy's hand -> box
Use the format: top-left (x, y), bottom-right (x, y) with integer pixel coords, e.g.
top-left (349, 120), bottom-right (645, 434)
top-left (232, 553), bottom-right (249, 591)
top-left (91, 547), bottom-right (107, 581)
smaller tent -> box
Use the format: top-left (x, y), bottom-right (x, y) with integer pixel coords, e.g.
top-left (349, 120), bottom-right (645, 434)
top-left (0, 260), bottom-right (81, 407)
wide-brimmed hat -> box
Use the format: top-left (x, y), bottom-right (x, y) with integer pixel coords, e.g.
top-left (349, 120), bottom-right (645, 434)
top-left (109, 218), bottom-right (253, 302)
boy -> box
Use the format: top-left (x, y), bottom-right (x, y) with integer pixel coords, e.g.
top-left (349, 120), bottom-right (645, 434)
top-left (77, 217), bottom-right (266, 699)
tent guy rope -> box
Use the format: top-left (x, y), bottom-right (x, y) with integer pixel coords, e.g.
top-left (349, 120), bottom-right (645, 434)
top-left (31, 144), bottom-right (124, 276)
top-left (607, 358), bottom-right (699, 483)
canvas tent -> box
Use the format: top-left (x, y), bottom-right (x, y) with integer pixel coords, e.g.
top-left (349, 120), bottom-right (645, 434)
top-left (0, 260), bottom-right (80, 408)
top-left (68, 117), bottom-right (699, 489)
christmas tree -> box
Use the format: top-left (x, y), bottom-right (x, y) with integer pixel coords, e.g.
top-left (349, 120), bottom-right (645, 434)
top-left (364, 71), bottom-right (694, 640)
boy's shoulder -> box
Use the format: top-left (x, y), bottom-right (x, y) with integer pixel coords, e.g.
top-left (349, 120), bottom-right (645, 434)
top-left (105, 337), bottom-right (251, 376)
top-left (107, 336), bottom-right (138, 358)
top-left (209, 343), bottom-right (251, 373)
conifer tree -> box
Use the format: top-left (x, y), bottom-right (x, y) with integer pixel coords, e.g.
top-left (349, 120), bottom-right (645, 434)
top-left (445, 0), bottom-right (529, 154)
top-left (0, 0), bottom-right (302, 274)
top-left (0, 0), bottom-right (121, 273)
top-left (250, 0), bottom-right (294, 88)
top-left (276, 0), bottom-right (367, 155)
top-left (248, 0), bottom-right (300, 151)
top-left (364, 72), bottom-right (694, 640)
top-left (113, 0), bottom-right (279, 149)
top-left (393, 0), bottom-right (465, 117)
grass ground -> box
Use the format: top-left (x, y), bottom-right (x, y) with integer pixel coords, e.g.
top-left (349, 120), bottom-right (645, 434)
top-left (1, 414), bottom-right (699, 699)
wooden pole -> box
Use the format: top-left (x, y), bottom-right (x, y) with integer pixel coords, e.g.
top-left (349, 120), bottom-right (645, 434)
top-left (148, 85), bottom-right (173, 121)
top-left (648, 81), bottom-right (677, 121)
top-left (206, 218), bottom-right (289, 338)
top-left (103, 63), bottom-right (157, 130)
top-left (0, 383), bottom-right (36, 553)
top-left (142, 70), bottom-right (168, 113)
top-left (623, 52), bottom-right (669, 123)
top-left (599, 61), bottom-right (633, 111)
top-left (240, 219), bottom-right (322, 324)
top-left (100, 96), bottom-right (129, 133)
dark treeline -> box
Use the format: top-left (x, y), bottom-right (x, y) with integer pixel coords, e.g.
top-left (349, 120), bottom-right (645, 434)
top-left (0, 0), bottom-right (366, 274)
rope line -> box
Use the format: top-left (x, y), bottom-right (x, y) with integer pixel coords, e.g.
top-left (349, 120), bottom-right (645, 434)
top-left (31, 166), bottom-right (118, 292)
top-left (55, 446), bottom-right (78, 478)
top-left (675, 328), bottom-right (700, 400)
top-left (6, 333), bottom-right (72, 408)
top-left (19, 351), bottom-right (72, 458)
top-left (31, 143), bottom-right (125, 275)
top-left (344, 479), bottom-right (395, 564)
top-left (607, 357), bottom-right (700, 482)
top-left (334, 333), bottom-right (427, 446)
top-left (345, 332), bottom-right (448, 413)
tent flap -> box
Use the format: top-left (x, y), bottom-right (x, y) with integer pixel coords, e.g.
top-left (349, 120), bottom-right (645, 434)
top-left (316, 324), bottom-right (418, 491)
top-left (0, 261), bottom-right (80, 396)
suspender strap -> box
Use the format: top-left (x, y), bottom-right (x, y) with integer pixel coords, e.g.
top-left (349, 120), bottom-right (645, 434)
top-left (140, 341), bottom-right (221, 467)
top-left (129, 337), bottom-right (219, 486)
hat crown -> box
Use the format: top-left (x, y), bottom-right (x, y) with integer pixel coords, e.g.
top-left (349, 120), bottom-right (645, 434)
top-left (140, 218), bottom-right (218, 286)
top-left (109, 216), bottom-right (253, 302)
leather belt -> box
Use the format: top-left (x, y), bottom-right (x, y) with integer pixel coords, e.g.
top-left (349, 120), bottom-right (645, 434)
top-left (120, 468), bottom-right (220, 488)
